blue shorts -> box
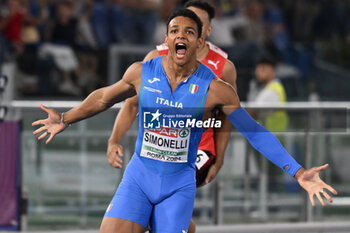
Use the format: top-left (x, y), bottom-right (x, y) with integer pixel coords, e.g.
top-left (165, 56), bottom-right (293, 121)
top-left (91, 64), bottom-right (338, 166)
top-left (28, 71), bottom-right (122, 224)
top-left (104, 154), bottom-right (196, 233)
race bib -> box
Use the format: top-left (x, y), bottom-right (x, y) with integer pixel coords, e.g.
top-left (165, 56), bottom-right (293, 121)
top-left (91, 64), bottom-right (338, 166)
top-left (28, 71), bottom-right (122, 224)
top-left (196, 150), bottom-right (210, 169)
top-left (141, 127), bottom-right (191, 163)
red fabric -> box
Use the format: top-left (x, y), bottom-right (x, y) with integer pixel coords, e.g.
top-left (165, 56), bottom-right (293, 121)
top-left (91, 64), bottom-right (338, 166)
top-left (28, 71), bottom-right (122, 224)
top-left (156, 42), bottom-right (228, 156)
top-left (3, 12), bottom-right (23, 42)
top-left (201, 47), bottom-right (227, 79)
top-left (197, 127), bottom-right (216, 156)
top-left (158, 49), bottom-right (168, 56)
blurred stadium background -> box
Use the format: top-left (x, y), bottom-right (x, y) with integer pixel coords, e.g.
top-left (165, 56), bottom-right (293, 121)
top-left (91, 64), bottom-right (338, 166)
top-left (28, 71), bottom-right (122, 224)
top-left (1, 0), bottom-right (350, 232)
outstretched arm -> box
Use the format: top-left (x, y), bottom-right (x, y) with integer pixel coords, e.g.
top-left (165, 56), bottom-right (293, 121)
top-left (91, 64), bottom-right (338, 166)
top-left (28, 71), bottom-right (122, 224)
top-left (208, 79), bottom-right (338, 206)
top-left (32, 62), bottom-right (142, 144)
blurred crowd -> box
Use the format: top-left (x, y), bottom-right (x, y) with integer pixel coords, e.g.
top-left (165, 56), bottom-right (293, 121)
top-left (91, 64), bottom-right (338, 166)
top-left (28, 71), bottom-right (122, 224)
top-left (0, 0), bottom-right (349, 99)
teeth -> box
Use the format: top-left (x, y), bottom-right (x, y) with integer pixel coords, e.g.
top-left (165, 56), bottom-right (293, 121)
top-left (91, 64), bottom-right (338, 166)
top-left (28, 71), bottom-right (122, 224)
top-left (176, 43), bottom-right (186, 47)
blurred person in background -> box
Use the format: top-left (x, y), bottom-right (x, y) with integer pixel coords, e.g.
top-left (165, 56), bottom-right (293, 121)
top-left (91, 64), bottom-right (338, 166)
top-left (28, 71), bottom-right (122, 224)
top-left (248, 55), bottom-right (300, 193)
top-left (15, 0), bottom-right (50, 95)
top-left (0, 0), bottom-right (26, 57)
top-left (119, 0), bottom-right (161, 45)
top-left (109, 0), bottom-right (127, 44)
top-left (89, 0), bottom-right (111, 48)
top-left (152, 0), bottom-right (181, 45)
top-left (76, 0), bottom-right (98, 50)
top-left (75, 0), bottom-right (101, 95)
top-left (39, 0), bottom-right (82, 96)
top-left (47, 0), bottom-right (77, 47)
top-left (248, 56), bottom-right (288, 132)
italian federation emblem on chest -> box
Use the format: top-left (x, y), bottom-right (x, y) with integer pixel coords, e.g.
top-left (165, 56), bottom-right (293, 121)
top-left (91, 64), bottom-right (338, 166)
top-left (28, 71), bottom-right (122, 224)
top-left (189, 84), bottom-right (198, 94)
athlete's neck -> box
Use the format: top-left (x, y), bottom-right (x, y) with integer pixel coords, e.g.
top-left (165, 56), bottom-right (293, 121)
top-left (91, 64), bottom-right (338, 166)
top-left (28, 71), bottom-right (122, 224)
top-left (163, 56), bottom-right (199, 84)
top-left (196, 41), bottom-right (209, 61)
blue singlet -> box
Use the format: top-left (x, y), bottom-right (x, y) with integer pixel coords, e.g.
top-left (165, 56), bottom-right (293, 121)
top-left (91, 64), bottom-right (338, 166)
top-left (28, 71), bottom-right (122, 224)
top-left (104, 56), bottom-right (215, 233)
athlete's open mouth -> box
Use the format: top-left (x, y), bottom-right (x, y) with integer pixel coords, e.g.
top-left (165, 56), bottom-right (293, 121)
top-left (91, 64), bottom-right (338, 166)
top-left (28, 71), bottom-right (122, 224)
top-left (175, 43), bottom-right (187, 57)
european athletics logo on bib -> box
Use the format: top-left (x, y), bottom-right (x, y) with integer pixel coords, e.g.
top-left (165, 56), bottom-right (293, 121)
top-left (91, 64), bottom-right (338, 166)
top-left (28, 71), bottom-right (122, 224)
top-left (189, 84), bottom-right (198, 94)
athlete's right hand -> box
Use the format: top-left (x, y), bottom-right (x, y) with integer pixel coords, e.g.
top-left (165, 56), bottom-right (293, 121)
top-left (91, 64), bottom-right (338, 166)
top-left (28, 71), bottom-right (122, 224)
top-left (32, 104), bottom-right (67, 144)
top-left (107, 141), bottom-right (124, 168)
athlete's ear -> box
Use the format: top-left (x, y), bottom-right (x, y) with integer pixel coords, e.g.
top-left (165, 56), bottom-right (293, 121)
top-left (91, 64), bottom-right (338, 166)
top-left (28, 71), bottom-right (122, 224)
top-left (197, 37), bottom-right (204, 49)
top-left (206, 25), bottom-right (213, 37)
top-left (164, 34), bottom-right (168, 45)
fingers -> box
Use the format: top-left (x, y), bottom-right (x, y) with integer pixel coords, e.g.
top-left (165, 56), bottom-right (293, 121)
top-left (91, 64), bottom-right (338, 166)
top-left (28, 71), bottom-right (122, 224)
top-left (32, 119), bottom-right (45, 127)
top-left (107, 145), bottom-right (124, 168)
top-left (322, 190), bottom-right (333, 204)
top-left (109, 154), bottom-right (123, 168)
top-left (325, 184), bottom-right (338, 195)
top-left (114, 155), bottom-right (123, 166)
top-left (204, 168), bottom-right (217, 184)
top-left (315, 192), bottom-right (326, 206)
top-left (316, 164), bottom-right (329, 172)
top-left (33, 125), bottom-right (47, 135)
top-left (204, 177), bottom-right (211, 185)
top-left (205, 173), bottom-right (214, 184)
top-left (46, 132), bottom-right (55, 144)
top-left (309, 193), bottom-right (315, 206)
top-left (40, 104), bottom-right (50, 113)
top-left (38, 131), bottom-right (48, 140)
top-left (107, 153), bottom-right (117, 168)
top-left (112, 160), bottom-right (123, 169)
top-left (116, 146), bottom-right (124, 157)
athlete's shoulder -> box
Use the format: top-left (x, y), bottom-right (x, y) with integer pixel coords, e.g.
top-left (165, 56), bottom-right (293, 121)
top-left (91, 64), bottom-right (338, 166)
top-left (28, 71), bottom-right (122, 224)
top-left (222, 59), bottom-right (237, 87)
top-left (142, 55), bottom-right (162, 68)
top-left (207, 76), bottom-right (238, 108)
top-left (207, 42), bottom-right (228, 59)
top-left (198, 62), bottom-right (216, 78)
top-left (129, 61), bottom-right (143, 70)
top-left (144, 49), bottom-right (161, 62)
top-left (121, 61), bottom-right (143, 85)
top-left (125, 61), bottom-right (143, 75)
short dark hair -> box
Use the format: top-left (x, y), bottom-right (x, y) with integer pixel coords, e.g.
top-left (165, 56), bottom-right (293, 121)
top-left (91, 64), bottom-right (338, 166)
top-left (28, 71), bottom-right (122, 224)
top-left (166, 9), bottom-right (203, 38)
top-left (256, 56), bottom-right (277, 68)
top-left (185, 0), bottom-right (215, 21)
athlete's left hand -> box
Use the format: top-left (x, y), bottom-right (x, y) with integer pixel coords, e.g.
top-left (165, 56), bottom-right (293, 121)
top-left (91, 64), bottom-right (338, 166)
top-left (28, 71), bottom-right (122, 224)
top-left (296, 164), bottom-right (338, 206)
